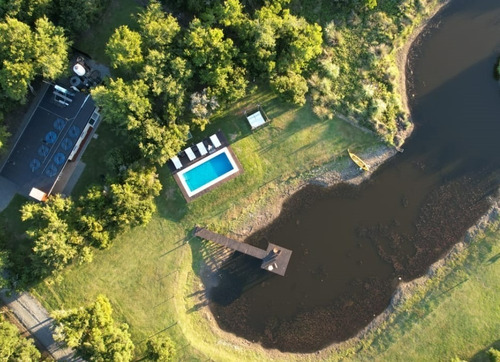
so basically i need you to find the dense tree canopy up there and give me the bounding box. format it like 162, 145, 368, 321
55, 0, 109, 34
92, 78, 152, 130
21, 195, 92, 278
78, 165, 162, 245
0, 316, 41, 360
250, 0, 322, 104
0, 16, 70, 103
0, 0, 52, 24
97, 0, 322, 163
0, 249, 10, 289
34, 16, 70, 79
183, 18, 247, 102
106, 25, 144, 72
137, 1, 180, 50
0, 117, 9, 154
145, 336, 176, 361
91, 78, 190, 164
20, 166, 162, 279
54, 295, 134, 361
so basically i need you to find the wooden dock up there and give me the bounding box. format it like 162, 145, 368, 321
194, 226, 292, 276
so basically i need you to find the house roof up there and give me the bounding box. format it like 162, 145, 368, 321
0, 83, 97, 196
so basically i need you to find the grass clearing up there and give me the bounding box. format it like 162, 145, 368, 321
71, 122, 128, 197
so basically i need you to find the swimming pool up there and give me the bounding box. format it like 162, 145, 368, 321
177, 148, 240, 198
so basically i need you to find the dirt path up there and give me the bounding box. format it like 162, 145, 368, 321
0, 289, 80, 361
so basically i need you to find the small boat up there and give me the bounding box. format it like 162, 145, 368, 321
348, 149, 370, 172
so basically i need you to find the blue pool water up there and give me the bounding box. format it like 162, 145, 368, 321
183, 152, 234, 192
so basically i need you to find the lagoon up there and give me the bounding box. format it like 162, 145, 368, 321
208, 0, 500, 352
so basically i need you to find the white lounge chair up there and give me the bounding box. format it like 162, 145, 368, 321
171, 156, 182, 170
210, 134, 222, 148
185, 147, 196, 161
196, 142, 208, 156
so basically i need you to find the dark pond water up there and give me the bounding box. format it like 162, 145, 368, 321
207, 0, 500, 352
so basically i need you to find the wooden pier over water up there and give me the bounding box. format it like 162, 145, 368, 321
194, 226, 292, 276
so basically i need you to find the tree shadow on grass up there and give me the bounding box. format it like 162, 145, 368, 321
470, 339, 500, 362
0, 195, 44, 289
155, 169, 188, 223
195, 87, 296, 146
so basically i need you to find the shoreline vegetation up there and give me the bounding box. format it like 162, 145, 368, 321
1, 0, 497, 360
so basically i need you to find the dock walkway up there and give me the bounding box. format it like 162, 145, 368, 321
194, 226, 292, 276
194, 227, 266, 259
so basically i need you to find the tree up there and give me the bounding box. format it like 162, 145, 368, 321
365, 0, 377, 10
212, 0, 246, 28
91, 78, 152, 130
137, 1, 180, 50
181, 0, 219, 13
78, 166, 163, 244
54, 295, 134, 361
0, 60, 35, 102
134, 118, 190, 165
34, 16, 69, 80
184, 18, 247, 102
106, 25, 144, 72
0, 250, 11, 289
145, 336, 176, 361
184, 19, 235, 68
271, 71, 309, 105
0, 0, 52, 24
92, 79, 189, 164
190, 89, 219, 130
140, 51, 192, 122
109, 166, 162, 227
0, 16, 69, 103
21, 195, 92, 278
252, 3, 322, 75
490, 348, 500, 362
55, 0, 108, 35
0, 16, 34, 78
240, 0, 322, 104
0, 316, 41, 360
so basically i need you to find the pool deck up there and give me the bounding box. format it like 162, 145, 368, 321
167, 130, 228, 174
171, 131, 243, 202
194, 226, 292, 276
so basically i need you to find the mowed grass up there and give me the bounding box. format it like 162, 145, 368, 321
26, 89, 380, 360
354, 228, 500, 361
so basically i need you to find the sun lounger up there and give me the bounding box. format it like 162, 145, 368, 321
196, 142, 208, 156
185, 147, 196, 161
210, 134, 222, 148
171, 156, 182, 170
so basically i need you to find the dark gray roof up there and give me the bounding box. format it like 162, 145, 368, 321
0, 84, 96, 195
